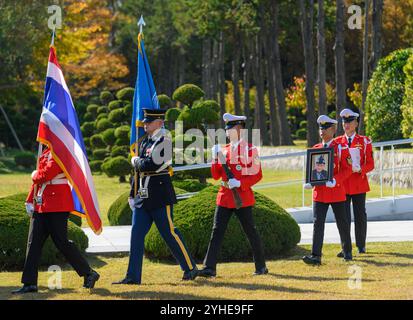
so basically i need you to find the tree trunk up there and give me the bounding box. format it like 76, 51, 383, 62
299, 0, 318, 147
211, 39, 219, 100
272, 0, 294, 145
370, 0, 383, 74
232, 34, 241, 115
218, 32, 226, 127
242, 37, 252, 142
359, 0, 370, 135
317, 0, 327, 116
334, 0, 347, 135
202, 39, 211, 98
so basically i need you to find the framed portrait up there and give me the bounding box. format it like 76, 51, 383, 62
305, 147, 334, 186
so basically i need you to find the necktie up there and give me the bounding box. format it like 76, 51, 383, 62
348, 137, 352, 147
324, 143, 328, 148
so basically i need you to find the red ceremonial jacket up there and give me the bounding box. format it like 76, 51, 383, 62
334, 134, 374, 195
312, 140, 353, 203
26, 149, 74, 213
211, 140, 262, 208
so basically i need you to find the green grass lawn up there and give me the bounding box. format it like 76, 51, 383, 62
1, 242, 413, 300
1, 168, 411, 226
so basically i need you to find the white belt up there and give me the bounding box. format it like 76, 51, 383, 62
37, 173, 68, 199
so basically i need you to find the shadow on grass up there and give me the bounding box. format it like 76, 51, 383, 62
191, 278, 323, 294
91, 288, 220, 300
268, 273, 377, 283
383, 252, 413, 260
355, 259, 413, 268
2, 286, 77, 300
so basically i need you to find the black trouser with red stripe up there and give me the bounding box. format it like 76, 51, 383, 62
22, 212, 91, 285
345, 193, 367, 250
203, 206, 266, 271
312, 201, 352, 257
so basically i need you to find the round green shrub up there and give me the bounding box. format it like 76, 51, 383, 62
111, 145, 129, 157
101, 156, 131, 181
89, 160, 103, 173
144, 186, 300, 261
158, 94, 173, 109
100, 91, 114, 105
108, 100, 123, 111
109, 108, 127, 124
81, 122, 95, 137
114, 125, 130, 140
83, 112, 94, 122
123, 104, 132, 119
177, 106, 198, 129
116, 87, 135, 102
14, 152, 36, 169
165, 108, 181, 123
0, 193, 88, 270
84, 137, 91, 148
92, 148, 109, 160
96, 118, 112, 132
90, 134, 106, 149
172, 179, 211, 192
86, 104, 99, 116
365, 48, 413, 142
192, 103, 220, 124
194, 99, 220, 113
102, 128, 116, 146
97, 113, 108, 121
108, 187, 188, 226
401, 54, 413, 138
97, 106, 108, 115
172, 84, 205, 108
296, 128, 307, 140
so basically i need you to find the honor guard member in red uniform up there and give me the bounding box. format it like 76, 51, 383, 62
12, 146, 99, 294
302, 115, 353, 265
199, 113, 267, 277
335, 108, 374, 255
113, 108, 198, 285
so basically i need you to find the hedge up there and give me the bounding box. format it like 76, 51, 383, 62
172, 179, 211, 192
365, 48, 413, 142
0, 193, 88, 270
144, 186, 301, 261
14, 152, 36, 169
401, 54, 413, 138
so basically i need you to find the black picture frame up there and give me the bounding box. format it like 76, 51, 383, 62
305, 147, 334, 186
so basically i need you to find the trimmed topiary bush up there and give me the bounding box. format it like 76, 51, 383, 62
114, 125, 130, 141
81, 122, 95, 137
365, 48, 413, 142
194, 99, 220, 113
144, 186, 301, 261
101, 156, 131, 182
172, 84, 205, 108
109, 108, 127, 124
108, 100, 123, 111
97, 106, 108, 115
401, 54, 413, 138
158, 94, 173, 109
83, 112, 94, 122
89, 160, 103, 173
116, 87, 135, 102
111, 145, 129, 157
90, 134, 106, 149
96, 118, 112, 132
86, 104, 99, 116
165, 108, 181, 123
0, 193, 88, 270
92, 148, 109, 161
172, 179, 211, 192
102, 128, 116, 146
100, 91, 114, 105
14, 152, 36, 169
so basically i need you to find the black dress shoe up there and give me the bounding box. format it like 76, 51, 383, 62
253, 267, 269, 275
198, 267, 216, 278
112, 277, 141, 285
358, 247, 366, 254
343, 252, 353, 261
302, 255, 321, 265
337, 251, 344, 258
182, 267, 199, 281
84, 270, 100, 289
11, 285, 38, 294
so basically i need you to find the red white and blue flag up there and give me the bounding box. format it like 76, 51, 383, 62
37, 44, 102, 234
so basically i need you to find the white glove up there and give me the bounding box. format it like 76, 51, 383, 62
211, 144, 221, 160
303, 183, 313, 190
128, 198, 135, 210
131, 156, 140, 167
326, 179, 336, 188
25, 203, 34, 217
352, 164, 361, 173
31, 170, 38, 180
228, 178, 241, 189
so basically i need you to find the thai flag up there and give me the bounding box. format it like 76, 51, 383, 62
37, 45, 102, 234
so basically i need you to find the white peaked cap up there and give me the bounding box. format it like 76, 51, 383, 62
339, 108, 359, 118
223, 113, 247, 122
317, 115, 337, 124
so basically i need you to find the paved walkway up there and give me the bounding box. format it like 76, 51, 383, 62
83, 220, 413, 253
